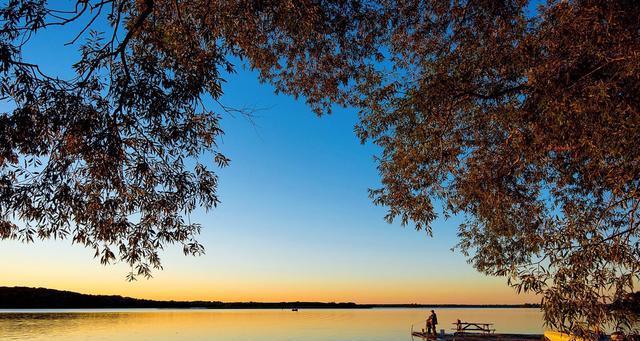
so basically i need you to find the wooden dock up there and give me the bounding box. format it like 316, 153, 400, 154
411, 332, 543, 341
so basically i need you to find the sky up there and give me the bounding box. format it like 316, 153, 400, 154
0, 5, 539, 305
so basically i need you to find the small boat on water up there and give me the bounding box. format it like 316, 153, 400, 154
291, 308, 298, 311
543, 331, 586, 341
543, 330, 616, 341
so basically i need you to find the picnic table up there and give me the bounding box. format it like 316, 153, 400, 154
452, 322, 496, 335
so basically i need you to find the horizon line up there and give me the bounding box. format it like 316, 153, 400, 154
0, 286, 540, 308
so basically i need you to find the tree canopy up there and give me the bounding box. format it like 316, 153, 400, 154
1, 0, 380, 279
351, 0, 640, 334
1, 0, 639, 334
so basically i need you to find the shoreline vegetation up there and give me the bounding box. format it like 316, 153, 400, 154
0, 287, 540, 310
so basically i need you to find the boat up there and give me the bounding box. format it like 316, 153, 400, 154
291, 308, 298, 311
543, 330, 611, 341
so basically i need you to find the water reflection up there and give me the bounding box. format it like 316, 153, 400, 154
0, 308, 543, 341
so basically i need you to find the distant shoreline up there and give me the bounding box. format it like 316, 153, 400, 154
0, 286, 540, 310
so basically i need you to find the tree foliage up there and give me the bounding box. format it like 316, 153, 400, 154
1, 0, 639, 333
0, 0, 383, 278
348, 0, 640, 335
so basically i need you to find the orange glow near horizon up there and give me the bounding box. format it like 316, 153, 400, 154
2, 272, 538, 305
0, 236, 539, 305
18, 280, 536, 304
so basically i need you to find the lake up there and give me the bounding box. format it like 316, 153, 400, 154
0, 308, 544, 341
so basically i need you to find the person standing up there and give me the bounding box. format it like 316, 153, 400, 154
429, 310, 438, 336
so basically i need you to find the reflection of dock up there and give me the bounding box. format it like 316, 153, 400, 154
411, 332, 543, 341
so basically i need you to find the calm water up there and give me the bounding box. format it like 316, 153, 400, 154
0, 308, 543, 341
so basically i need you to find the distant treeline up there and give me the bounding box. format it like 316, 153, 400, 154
0, 287, 542, 309
0, 287, 360, 309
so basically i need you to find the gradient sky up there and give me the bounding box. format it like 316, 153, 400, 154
0, 8, 539, 304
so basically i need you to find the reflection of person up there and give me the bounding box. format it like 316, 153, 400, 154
429, 310, 438, 336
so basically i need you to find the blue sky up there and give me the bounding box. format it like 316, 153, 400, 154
0, 3, 539, 304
